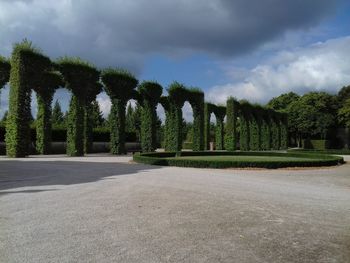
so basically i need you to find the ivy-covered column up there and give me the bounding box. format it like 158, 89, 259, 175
249, 107, 262, 151
214, 106, 226, 150
138, 81, 163, 152
6, 41, 51, 157
225, 97, 238, 151
101, 69, 138, 155
188, 89, 204, 151
58, 57, 100, 156
84, 82, 102, 154
34, 72, 63, 154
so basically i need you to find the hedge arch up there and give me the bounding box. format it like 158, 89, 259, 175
138, 81, 163, 152
225, 97, 239, 151
57, 57, 100, 156
101, 68, 138, 154
187, 88, 205, 151
260, 110, 271, 150
84, 81, 103, 154
249, 105, 262, 151
33, 71, 63, 154
6, 40, 51, 157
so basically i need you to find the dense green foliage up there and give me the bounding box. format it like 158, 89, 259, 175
134, 151, 343, 169
338, 98, 350, 128
239, 102, 251, 151
51, 100, 65, 126
101, 68, 138, 154
57, 57, 100, 156
138, 81, 163, 152
34, 71, 63, 154
225, 97, 239, 151
249, 106, 261, 151
6, 40, 51, 157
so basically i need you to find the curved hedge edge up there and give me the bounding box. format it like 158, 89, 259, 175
133, 151, 344, 169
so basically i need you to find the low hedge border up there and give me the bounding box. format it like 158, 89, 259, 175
288, 148, 350, 155
133, 151, 344, 169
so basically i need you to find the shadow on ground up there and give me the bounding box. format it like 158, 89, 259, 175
0, 160, 159, 193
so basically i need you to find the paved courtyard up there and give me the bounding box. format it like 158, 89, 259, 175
1, 154, 350, 263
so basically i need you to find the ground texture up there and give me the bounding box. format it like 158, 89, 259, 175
1, 154, 350, 263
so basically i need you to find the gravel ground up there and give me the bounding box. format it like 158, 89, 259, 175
1, 154, 350, 263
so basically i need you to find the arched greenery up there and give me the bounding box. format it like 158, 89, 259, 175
187, 88, 204, 151
101, 68, 138, 154
270, 110, 281, 150
260, 111, 271, 151
57, 57, 100, 156
138, 81, 163, 152
204, 102, 215, 150
84, 81, 103, 154
225, 97, 239, 151
6, 40, 51, 157
280, 113, 288, 149
249, 106, 262, 151
33, 71, 63, 154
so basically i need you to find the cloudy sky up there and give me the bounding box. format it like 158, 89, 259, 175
1, 0, 350, 120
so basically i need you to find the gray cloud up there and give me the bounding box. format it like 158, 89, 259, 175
0, 0, 341, 74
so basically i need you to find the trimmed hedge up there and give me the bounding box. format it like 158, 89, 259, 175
101, 68, 138, 154
302, 139, 331, 150
213, 105, 226, 150
0, 56, 10, 89
133, 151, 344, 169
6, 40, 51, 157
239, 102, 251, 151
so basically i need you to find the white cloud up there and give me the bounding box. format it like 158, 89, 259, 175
206, 36, 350, 104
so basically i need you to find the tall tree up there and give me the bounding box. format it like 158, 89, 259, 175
51, 100, 65, 126
91, 100, 104, 127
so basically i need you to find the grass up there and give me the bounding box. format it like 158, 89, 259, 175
173, 155, 317, 162
288, 149, 350, 155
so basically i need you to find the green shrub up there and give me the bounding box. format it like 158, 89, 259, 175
0, 56, 10, 89
101, 68, 138, 154
239, 102, 251, 151
213, 105, 226, 150
138, 81, 163, 152
6, 40, 51, 157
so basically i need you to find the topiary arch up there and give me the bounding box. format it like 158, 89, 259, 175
101, 68, 138, 154
57, 57, 100, 156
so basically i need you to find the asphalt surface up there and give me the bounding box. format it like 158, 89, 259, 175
1, 154, 350, 263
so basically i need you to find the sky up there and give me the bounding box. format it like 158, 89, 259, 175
1, 0, 350, 121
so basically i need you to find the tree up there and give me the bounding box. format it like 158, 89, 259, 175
91, 100, 104, 127
267, 92, 300, 112
338, 86, 350, 105
125, 103, 135, 133
338, 98, 350, 128
1, 111, 8, 124
52, 100, 65, 126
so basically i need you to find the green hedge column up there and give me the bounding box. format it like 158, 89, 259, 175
34, 72, 63, 154
280, 113, 288, 149
270, 112, 281, 150
225, 97, 238, 151
214, 106, 226, 150
101, 68, 138, 154
260, 113, 271, 150
188, 89, 204, 151
239, 103, 251, 151
249, 107, 262, 151
58, 57, 100, 156
6, 41, 51, 157
84, 82, 102, 154
138, 81, 163, 152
